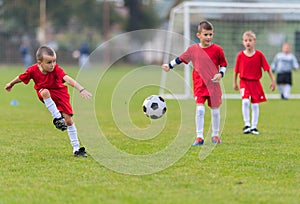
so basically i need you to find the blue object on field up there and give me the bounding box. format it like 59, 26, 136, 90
10, 99, 19, 106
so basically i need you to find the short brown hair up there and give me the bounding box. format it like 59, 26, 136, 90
36, 46, 56, 61
198, 20, 214, 32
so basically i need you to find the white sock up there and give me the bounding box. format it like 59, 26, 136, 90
195, 105, 205, 139
67, 124, 80, 153
278, 84, 284, 95
283, 84, 291, 98
211, 108, 220, 136
242, 99, 250, 127
251, 103, 259, 129
43, 97, 61, 119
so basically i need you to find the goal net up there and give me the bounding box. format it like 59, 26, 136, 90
160, 1, 300, 99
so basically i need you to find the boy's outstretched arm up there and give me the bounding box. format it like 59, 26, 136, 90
162, 57, 182, 72
4, 76, 22, 92
63, 75, 92, 99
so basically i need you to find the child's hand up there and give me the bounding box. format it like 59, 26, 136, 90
211, 73, 222, 83
270, 81, 276, 91
80, 89, 92, 99
161, 64, 170, 72
233, 85, 239, 91
4, 83, 13, 92
233, 83, 239, 91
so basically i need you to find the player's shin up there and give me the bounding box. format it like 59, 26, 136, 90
44, 97, 61, 119
211, 108, 220, 136
195, 105, 205, 138
67, 124, 80, 152
242, 99, 250, 127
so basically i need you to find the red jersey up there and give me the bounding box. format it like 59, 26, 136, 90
234, 50, 270, 80
19, 64, 73, 115
179, 43, 227, 97
19, 64, 67, 90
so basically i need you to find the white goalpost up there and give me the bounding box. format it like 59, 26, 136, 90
160, 1, 300, 99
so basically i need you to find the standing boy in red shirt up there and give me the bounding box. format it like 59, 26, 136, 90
233, 30, 276, 135
5, 45, 92, 157
162, 20, 227, 145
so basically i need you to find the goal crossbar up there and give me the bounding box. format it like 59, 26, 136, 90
173, 2, 300, 14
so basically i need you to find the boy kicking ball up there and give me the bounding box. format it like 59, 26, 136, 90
5, 45, 92, 157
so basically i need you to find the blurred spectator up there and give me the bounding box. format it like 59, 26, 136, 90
19, 37, 33, 68
271, 43, 299, 99
79, 42, 90, 68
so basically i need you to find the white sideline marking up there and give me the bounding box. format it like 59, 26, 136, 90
161, 94, 300, 100
224, 94, 300, 99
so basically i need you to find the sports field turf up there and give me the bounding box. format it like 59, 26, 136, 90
0, 64, 299, 204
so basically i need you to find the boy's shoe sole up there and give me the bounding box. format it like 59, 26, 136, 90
243, 126, 251, 134
53, 117, 67, 131
250, 128, 260, 135
192, 138, 204, 146
74, 147, 88, 157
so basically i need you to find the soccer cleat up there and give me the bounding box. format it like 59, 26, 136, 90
250, 128, 260, 135
74, 147, 88, 157
243, 126, 251, 134
192, 137, 204, 146
212, 136, 221, 144
53, 117, 67, 131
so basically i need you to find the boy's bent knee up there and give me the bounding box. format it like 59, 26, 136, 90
39, 89, 51, 99
62, 113, 74, 126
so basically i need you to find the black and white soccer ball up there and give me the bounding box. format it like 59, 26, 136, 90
142, 95, 167, 119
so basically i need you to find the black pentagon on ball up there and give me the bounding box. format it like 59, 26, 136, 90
150, 102, 159, 110
143, 105, 147, 113
158, 96, 165, 102
150, 115, 160, 119
162, 107, 167, 114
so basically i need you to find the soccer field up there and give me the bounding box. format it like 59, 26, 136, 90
0, 64, 299, 204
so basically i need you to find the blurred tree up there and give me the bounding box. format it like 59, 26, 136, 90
0, 0, 124, 35
0, 0, 162, 64
0, 0, 40, 34
124, 0, 160, 31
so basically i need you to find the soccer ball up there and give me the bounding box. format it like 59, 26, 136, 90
142, 95, 167, 119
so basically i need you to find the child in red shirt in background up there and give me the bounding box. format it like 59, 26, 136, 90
162, 20, 227, 145
5, 45, 92, 157
233, 30, 276, 135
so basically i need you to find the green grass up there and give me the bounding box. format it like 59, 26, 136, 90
0, 64, 299, 204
